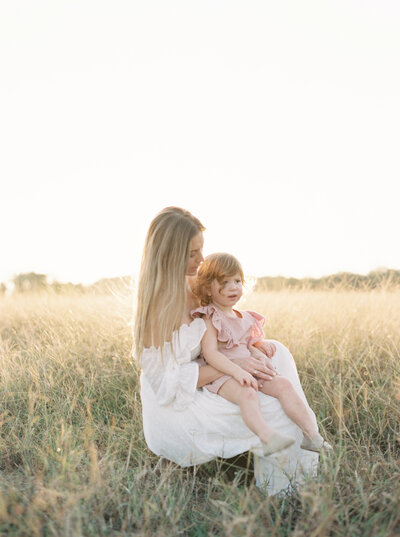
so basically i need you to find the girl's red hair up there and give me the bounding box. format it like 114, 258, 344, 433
193, 253, 244, 306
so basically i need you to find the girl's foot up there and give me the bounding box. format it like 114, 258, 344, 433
262, 432, 295, 456
301, 433, 333, 453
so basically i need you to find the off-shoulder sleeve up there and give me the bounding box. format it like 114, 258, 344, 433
246, 310, 265, 345
191, 305, 236, 348
139, 318, 206, 411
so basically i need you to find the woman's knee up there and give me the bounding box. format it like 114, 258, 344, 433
269, 340, 296, 373
269, 339, 289, 355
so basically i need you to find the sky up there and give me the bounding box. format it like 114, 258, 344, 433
1, 0, 399, 284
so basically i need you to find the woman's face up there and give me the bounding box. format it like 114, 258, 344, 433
187, 232, 204, 276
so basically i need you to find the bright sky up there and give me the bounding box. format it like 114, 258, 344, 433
1, 1, 399, 284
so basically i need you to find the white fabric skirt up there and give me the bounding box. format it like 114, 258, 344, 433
140, 340, 319, 495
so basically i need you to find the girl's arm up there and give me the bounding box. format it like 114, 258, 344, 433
201, 319, 258, 390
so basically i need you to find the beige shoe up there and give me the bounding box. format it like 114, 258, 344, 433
262, 432, 295, 456
301, 433, 333, 453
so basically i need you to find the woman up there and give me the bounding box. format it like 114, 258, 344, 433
134, 207, 319, 495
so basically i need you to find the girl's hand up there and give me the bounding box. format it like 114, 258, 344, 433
232, 357, 276, 381
233, 369, 259, 391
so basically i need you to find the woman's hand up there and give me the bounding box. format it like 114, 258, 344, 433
232, 356, 276, 382
197, 364, 225, 388
248, 345, 277, 373
232, 368, 259, 391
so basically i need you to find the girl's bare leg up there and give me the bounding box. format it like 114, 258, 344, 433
218, 379, 294, 453
260, 376, 318, 438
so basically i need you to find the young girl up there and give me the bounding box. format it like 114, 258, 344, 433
192, 252, 332, 457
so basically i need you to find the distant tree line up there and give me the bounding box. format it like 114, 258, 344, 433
254, 269, 400, 291
0, 273, 132, 295
1, 269, 399, 296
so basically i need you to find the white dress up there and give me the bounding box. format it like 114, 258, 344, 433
139, 317, 318, 495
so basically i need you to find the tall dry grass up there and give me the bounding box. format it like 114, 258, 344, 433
0, 289, 399, 536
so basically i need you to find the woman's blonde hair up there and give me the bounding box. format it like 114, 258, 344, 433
134, 207, 205, 358
193, 253, 244, 306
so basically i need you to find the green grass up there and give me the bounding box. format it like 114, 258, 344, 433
0, 290, 399, 536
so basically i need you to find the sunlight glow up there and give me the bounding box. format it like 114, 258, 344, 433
1, 1, 399, 285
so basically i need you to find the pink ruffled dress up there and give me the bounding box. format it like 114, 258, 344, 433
191, 304, 265, 394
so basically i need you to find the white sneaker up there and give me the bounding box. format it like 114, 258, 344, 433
262, 432, 295, 456
301, 433, 333, 453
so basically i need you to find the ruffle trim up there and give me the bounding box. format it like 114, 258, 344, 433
141, 317, 206, 364
140, 318, 206, 411
191, 306, 266, 349
191, 305, 238, 349
247, 310, 266, 345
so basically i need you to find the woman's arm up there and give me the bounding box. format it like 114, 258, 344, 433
201, 319, 258, 389
197, 363, 225, 388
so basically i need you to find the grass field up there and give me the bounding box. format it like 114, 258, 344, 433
0, 289, 399, 536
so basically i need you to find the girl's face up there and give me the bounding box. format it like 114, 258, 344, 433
187, 232, 204, 276
210, 273, 243, 309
